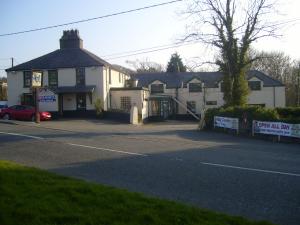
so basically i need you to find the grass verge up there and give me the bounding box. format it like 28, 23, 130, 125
0, 160, 274, 225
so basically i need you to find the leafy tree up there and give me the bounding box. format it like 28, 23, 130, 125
166, 53, 186, 72
184, 0, 278, 106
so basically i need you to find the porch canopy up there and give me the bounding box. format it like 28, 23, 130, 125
147, 94, 173, 101
53, 85, 96, 94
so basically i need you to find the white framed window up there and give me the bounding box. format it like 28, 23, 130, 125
248, 81, 261, 90
120, 96, 131, 112
189, 83, 202, 92
151, 84, 164, 94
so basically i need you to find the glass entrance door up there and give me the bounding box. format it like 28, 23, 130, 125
76, 93, 86, 110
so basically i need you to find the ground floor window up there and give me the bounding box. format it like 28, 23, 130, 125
22, 93, 34, 106
206, 101, 217, 105
186, 101, 196, 113
120, 96, 131, 112
76, 93, 86, 110
248, 104, 266, 107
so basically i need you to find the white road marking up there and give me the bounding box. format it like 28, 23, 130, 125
67, 143, 147, 156
1, 131, 298, 177
200, 161, 300, 177
0, 131, 44, 140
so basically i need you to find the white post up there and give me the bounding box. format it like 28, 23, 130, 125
130, 104, 139, 125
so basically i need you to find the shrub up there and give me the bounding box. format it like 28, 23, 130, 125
275, 107, 300, 123
94, 98, 104, 117
204, 106, 280, 129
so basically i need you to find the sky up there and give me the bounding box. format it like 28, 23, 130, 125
0, 0, 300, 77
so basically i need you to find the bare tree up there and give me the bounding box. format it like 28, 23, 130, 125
250, 50, 292, 83
126, 58, 164, 73
249, 50, 300, 106
184, 0, 279, 106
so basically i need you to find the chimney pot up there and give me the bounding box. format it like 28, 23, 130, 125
59, 29, 83, 49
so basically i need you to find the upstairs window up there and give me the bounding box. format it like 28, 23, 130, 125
76, 68, 85, 86
23, 71, 32, 87
248, 81, 261, 91
189, 83, 202, 92
151, 84, 164, 94
48, 70, 58, 87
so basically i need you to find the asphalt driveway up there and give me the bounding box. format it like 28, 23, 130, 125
0, 119, 299, 225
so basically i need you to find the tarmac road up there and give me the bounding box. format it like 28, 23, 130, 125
0, 119, 299, 225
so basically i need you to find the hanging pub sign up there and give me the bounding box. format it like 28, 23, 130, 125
32, 71, 42, 87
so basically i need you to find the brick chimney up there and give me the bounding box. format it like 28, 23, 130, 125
60, 29, 83, 49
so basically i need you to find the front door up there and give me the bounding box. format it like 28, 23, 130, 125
161, 100, 170, 119
76, 93, 86, 111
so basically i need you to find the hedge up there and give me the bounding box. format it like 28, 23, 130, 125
204, 106, 300, 129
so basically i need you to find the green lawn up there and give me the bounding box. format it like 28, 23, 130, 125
0, 160, 274, 225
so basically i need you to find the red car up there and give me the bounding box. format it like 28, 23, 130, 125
0, 105, 51, 121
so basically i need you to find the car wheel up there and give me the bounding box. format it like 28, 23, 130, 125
31, 114, 35, 122
3, 113, 10, 120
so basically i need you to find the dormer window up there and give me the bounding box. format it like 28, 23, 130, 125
151, 84, 164, 94
248, 81, 261, 90
189, 83, 202, 92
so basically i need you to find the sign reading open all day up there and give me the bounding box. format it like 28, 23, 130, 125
32, 71, 42, 87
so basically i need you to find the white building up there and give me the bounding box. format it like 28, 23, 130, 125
133, 71, 285, 120
5, 29, 285, 122
6, 30, 132, 117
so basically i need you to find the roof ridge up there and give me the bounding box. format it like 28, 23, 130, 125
249, 70, 284, 85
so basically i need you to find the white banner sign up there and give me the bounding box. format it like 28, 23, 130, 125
214, 116, 239, 130
253, 120, 300, 138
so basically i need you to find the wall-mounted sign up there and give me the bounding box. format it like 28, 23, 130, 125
38, 95, 56, 102
32, 71, 42, 87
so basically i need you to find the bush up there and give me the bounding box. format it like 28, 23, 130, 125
204, 106, 280, 129
275, 107, 300, 123
94, 98, 104, 117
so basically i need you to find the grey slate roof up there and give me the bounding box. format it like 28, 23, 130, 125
5, 48, 120, 72
134, 70, 284, 88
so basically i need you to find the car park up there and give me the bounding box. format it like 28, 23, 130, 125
0, 105, 51, 121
